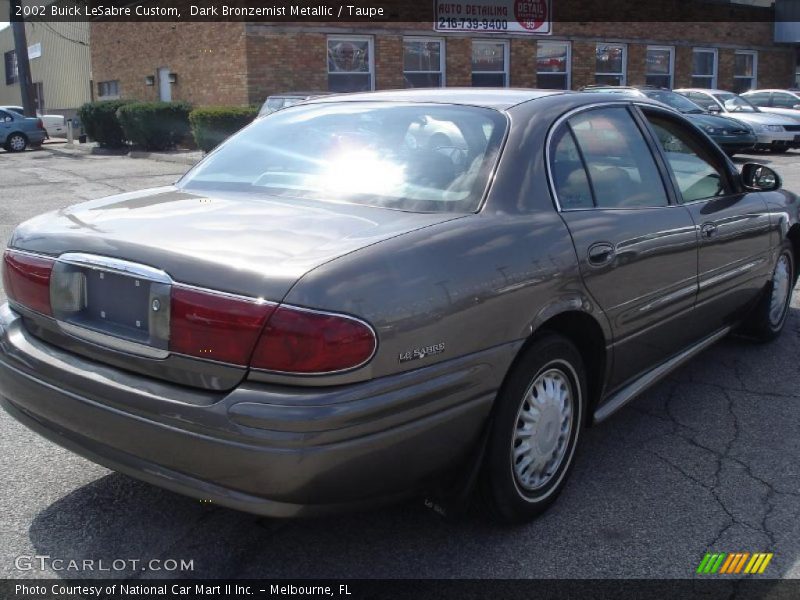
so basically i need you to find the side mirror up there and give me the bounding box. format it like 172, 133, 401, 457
707, 104, 722, 113
741, 163, 781, 191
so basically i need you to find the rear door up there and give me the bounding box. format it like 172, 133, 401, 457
637, 105, 773, 331
551, 105, 699, 390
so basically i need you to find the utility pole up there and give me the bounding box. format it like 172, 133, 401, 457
10, 0, 36, 116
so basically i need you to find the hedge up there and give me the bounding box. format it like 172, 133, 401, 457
116, 101, 192, 151
77, 100, 135, 148
189, 106, 259, 152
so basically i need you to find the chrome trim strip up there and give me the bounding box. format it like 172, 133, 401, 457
698, 258, 765, 291
636, 283, 697, 314
57, 321, 170, 359
172, 282, 272, 305
249, 303, 379, 377
594, 326, 732, 424
57, 253, 173, 284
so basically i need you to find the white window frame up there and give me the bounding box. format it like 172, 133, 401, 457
692, 47, 718, 89
403, 36, 446, 87
536, 41, 571, 90
734, 50, 758, 91
471, 39, 510, 88
645, 45, 674, 89
595, 43, 627, 86
326, 35, 375, 92
97, 80, 120, 99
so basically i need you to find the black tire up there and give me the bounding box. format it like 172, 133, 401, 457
742, 241, 795, 342
480, 333, 586, 524
5, 133, 28, 153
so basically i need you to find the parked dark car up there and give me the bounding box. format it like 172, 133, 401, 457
582, 86, 757, 155
1, 90, 798, 523
0, 108, 46, 152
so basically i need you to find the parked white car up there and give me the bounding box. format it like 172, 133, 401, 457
740, 89, 800, 120
1, 106, 66, 138
674, 89, 800, 153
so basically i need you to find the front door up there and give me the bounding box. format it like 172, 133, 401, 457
158, 67, 171, 102
551, 105, 699, 390
637, 106, 773, 332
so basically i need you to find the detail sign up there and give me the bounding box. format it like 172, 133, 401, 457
435, 0, 552, 35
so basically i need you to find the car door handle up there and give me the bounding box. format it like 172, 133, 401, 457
701, 223, 718, 238
587, 242, 616, 266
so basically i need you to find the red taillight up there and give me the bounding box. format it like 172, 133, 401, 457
170, 287, 275, 365
2, 250, 54, 316
36, 119, 44, 130
251, 306, 376, 374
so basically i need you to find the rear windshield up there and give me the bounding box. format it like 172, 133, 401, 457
180, 102, 507, 213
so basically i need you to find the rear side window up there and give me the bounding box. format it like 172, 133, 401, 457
567, 107, 668, 209
551, 128, 593, 209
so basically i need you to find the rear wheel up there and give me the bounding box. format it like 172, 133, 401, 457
5, 133, 28, 152
480, 333, 586, 524
743, 241, 795, 342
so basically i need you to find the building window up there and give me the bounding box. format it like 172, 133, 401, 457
692, 48, 718, 89
403, 38, 445, 88
4, 50, 18, 85
472, 40, 509, 87
734, 50, 757, 93
646, 46, 674, 88
537, 41, 571, 90
97, 80, 120, 99
327, 36, 374, 92
595, 43, 626, 85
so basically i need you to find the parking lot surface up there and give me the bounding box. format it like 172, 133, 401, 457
0, 147, 798, 579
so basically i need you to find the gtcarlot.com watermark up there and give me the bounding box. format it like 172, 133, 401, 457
14, 554, 194, 573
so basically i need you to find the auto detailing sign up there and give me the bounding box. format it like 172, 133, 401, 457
435, 0, 552, 35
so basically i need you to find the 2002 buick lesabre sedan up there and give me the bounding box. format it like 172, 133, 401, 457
1, 90, 798, 523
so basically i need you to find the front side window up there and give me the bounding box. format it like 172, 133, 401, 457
692, 48, 717, 88
563, 107, 668, 209
644, 112, 730, 203
646, 46, 674, 89
733, 51, 757, 94
404, 38, 444, 88
4, 50, 18, 85
595, 44, 626, 86
327, 37, 374, 92
537, 42, 570, 90
744, 92, 770, 107
472, 40, 508, 87
714, 92, 758, 113
180, 103, 507, 213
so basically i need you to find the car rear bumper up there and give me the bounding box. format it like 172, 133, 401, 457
0, 304, 510, 516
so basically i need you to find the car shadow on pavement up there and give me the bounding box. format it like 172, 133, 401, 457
26, 305, 800, 579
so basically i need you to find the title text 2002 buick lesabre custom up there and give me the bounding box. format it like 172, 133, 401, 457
1, 90, 798, 523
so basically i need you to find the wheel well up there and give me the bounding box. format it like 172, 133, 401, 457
532, 311, 607, 425
788, 224, 800, 283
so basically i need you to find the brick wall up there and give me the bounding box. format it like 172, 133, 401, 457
91, 21, 796, 107
91, 22, 249, 106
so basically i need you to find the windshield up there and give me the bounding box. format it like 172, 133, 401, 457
642, 91, 705, 114
713, 93, 759, 113
180, 102, 508, 213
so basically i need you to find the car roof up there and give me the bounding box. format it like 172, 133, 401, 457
268, 92, 329, 98
303, 88, 567, 110
742, 89, 799, 94
675, 88, 731, 94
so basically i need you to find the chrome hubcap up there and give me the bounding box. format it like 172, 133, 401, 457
9, 136, 25, 151
512, 367, 573, 491
769, 254, 791, 327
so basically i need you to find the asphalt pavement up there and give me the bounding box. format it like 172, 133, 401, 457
0, 146, 798, 579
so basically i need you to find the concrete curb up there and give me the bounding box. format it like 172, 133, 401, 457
41, 144, 202, 166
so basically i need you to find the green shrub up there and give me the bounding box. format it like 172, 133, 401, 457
189, 106, 259, 152
116, 101, 192, 151
77, 100, 135, 148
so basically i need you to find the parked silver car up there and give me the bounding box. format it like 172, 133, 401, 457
740, 89, 800, 120
1, 90, 798, 523
675, 88, 800, 152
